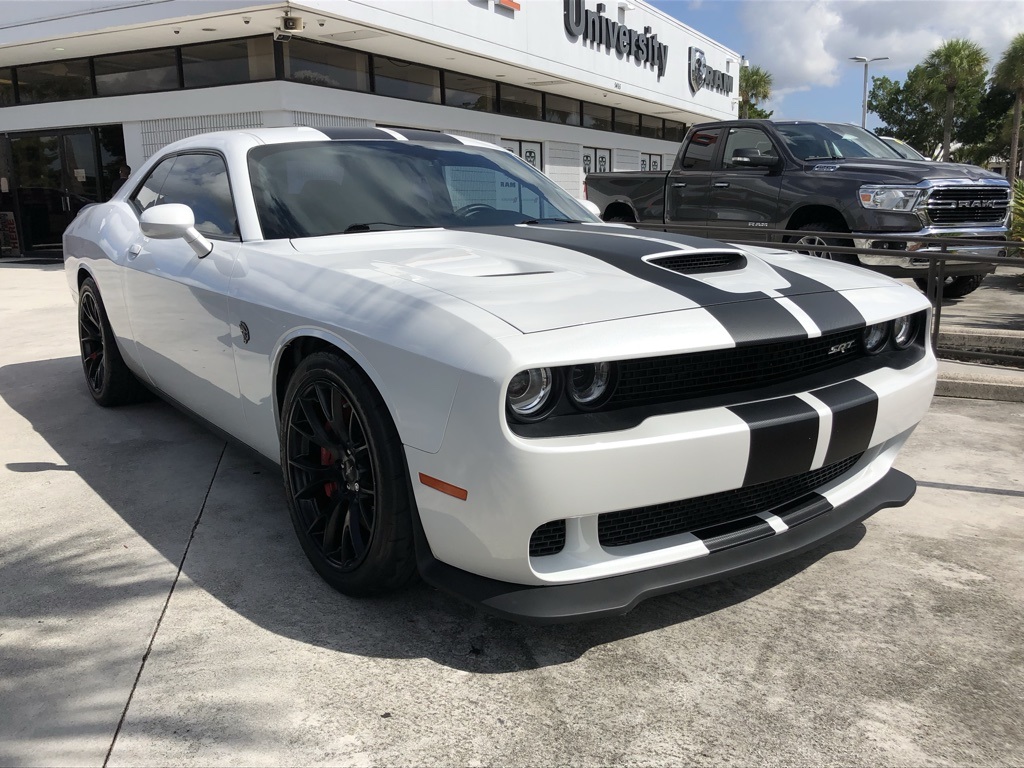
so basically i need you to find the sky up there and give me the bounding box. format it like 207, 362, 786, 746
650, 0, 1024, 128
3, 0, 1023, 129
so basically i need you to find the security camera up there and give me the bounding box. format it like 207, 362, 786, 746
242, 16, 251, 24
317, 18, 326, 27
173, 28, 181, 35
273, 29, 292, 42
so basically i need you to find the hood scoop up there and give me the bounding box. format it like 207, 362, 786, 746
646, 251, 747, 275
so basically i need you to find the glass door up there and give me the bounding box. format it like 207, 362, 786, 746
10, 129, 102, 250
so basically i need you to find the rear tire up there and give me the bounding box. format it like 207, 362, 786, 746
913, 274, 984, 299
789, 222, 857, 265
280, 352, 417, 597
77, 277, 147, 406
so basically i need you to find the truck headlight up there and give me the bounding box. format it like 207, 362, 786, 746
858, 186, 922, 212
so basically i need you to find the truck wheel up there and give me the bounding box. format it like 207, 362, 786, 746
913, 274, 984, 299
789, 223, 857, 265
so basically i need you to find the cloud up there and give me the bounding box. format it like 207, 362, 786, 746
740, 0, 1024, 94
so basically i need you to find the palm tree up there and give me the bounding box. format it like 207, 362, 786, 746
922, 39, 990, 161
739, 65, 773, 119
993, 33, 1024, 185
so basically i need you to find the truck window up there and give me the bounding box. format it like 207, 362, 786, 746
722, 128, 778, 168
679, 128, 721, 170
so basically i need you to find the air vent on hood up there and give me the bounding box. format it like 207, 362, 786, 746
648, 251, 747, 275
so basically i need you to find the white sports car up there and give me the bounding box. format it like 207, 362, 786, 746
64, 126, 936, 623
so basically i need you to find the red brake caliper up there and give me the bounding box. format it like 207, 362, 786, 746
320, 443, 338, 498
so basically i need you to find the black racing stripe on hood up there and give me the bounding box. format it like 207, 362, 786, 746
770, 265, 866, 333
477, 225, 807, 343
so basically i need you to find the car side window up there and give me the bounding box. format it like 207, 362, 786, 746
678, 128, 722, 170
129, 156, 175, 214
157, 153, 240, 240
722, 128, 778, 168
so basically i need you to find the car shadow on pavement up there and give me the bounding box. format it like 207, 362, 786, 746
1, 355, 866, 675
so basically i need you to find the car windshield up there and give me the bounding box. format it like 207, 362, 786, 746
247, 141, 598, 239
776, 123, 904, 161
881, 137, 929, 161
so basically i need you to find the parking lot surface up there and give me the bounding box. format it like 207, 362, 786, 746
1, 262, 1022, 766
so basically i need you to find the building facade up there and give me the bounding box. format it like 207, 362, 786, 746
0, 0, 740, 254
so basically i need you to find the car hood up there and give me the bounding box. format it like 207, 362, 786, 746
290, 224, 896, 334
803, 157, 1008, 185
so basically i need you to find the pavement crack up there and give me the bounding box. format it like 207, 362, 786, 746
102, 441, 228, 767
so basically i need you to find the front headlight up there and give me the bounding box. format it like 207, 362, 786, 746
891, 315, 916, 348
858, 185, 922, 212
863, 322, 889, 354
507, 368, 556, 420
567, 362, 616, 409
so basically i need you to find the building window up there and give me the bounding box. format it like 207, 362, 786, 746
445, 72, 495, 112
614, 109, 640, 136
283, 39, 369, 91
183, 38, 275, 88
582, 102, 613, 132
94, 49, 179, 96
664, 119, 687, 143
0, 68, 13, 107
640, 153, 662, 171
582, 147, 611, 174
373, 56, 440, 103
17, 59, 91, 103
640, 115, 664, 139
499, 84, 541, 120
544, 94, 580, 125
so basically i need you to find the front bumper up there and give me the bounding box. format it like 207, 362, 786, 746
854, 225, 1007, 277
415, 468, 916, 624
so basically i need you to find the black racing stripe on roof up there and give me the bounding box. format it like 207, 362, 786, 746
317, 127, 399, 141
770, 265, 866, 333
476, 225, 808, 343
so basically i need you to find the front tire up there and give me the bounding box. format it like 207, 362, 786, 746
913, 274, 985, 299
789, 222, 857, 265
77, 277, 146, 406
280, 352, 417, 596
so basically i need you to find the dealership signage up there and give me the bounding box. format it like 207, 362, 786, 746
688, 46, 733, 95
563, 0, 669, 79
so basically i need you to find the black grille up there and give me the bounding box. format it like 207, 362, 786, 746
924, 187, 1009, 225
649, 252, 746, 274
530, 519, 566, 557
598, 453, 863, 547
608, 328, 863, 408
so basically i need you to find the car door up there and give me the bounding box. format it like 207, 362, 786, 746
122, 151, 244, 433
707, 126, 785, 240
664, 126, 722, 237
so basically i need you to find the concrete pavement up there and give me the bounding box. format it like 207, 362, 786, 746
1, 262, 1023, 766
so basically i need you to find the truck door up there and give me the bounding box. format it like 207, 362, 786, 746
707, 126, 784, 242
665, 126, 722, 237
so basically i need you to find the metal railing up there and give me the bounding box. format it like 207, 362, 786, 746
628, 222, 1024, 366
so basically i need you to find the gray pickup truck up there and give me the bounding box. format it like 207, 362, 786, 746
585, 119, 1012, 297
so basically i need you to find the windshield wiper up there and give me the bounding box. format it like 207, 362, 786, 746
519, 217, 583, 225
343, 222, 432, 233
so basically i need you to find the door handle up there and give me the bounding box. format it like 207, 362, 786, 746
671, 182, 687, 188
714, 182, 730, 188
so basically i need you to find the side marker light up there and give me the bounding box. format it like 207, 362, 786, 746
419, 473, 468, 501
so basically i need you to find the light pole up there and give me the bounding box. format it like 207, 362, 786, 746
849, 55, 888, 128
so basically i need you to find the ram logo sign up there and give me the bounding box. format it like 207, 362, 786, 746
688, 46, 735, 95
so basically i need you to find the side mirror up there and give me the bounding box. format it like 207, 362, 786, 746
578, 199, 602, 218
730, 148, 780, 168
140, 204, 213, 258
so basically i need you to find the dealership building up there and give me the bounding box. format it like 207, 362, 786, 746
0, 0, 741, 255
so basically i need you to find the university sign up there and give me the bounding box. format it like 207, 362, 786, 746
563, 0, 670, 79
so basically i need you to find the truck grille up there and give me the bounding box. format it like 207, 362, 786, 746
598, 453, 863, 547
923, 186, 1009, 225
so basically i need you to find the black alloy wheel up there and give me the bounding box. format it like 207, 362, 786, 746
281, 352, 416, 596
913, 274, 985, 299
77, 277, 146, 406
